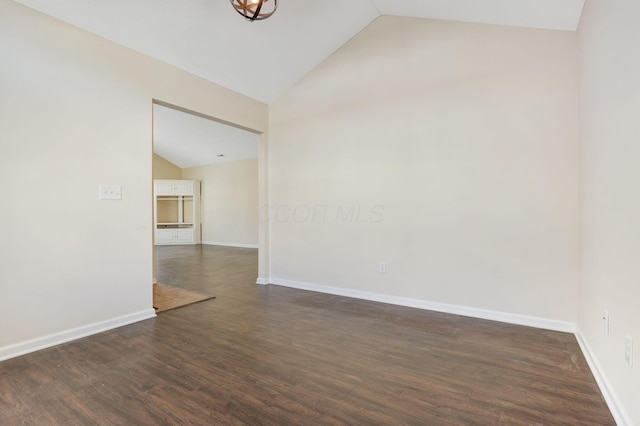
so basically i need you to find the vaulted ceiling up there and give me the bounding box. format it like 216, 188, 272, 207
14, 0, 585, 104
153, 104, 258, 169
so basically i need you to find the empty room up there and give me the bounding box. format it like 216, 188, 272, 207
0, 0, 638, 424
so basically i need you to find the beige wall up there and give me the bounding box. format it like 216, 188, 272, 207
152, 154, 182, 180
578, 0, 640, 423
2, 0, 636, 418
152, 152, 258, 247
183, 159, 258, 247
0, 0, 266, 353
269, 16, 579, 323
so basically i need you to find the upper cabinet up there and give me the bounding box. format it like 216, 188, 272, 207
155, 180, 195, 196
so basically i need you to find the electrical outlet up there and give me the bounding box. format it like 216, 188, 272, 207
99, 185, 122, 200
625, 335, 633, 367
379, 261, 386, 273
603, 310, 609, 335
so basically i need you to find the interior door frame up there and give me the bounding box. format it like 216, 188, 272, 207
151, 99, 269, 284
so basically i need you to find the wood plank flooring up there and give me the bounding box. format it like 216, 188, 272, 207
0, 245, 615, 425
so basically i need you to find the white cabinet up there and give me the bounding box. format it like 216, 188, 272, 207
155, 180, 194, 196
156, 229, 195, 244
154, 179, 200, 245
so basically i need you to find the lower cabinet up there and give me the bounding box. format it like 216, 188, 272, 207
155, 229, 195, 245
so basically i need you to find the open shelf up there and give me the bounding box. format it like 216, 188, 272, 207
157, 223, 194, 229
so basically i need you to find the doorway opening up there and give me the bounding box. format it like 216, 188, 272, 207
151, 101, 262, 310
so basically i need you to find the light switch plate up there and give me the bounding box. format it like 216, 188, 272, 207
99, 185, 122, 200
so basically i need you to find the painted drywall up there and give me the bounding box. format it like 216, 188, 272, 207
152, 154, 182, 180
578, 0, 640, 423
269, 16, 579, 322
152, 154, 258, 247
0, 0, 266, 353
183, 159, 258, 246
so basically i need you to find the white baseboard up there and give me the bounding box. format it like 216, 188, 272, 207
202, 241, 258, 249
256, 277, 269, 285
575, 327, 631, 426
0, 309, 156, 362
267, 277, 576, 333
266, 278, 632, 422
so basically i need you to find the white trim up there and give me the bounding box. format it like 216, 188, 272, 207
267, 278, 634, 421
575, 327, 631, 426
268, 277, 576, 333
0, 309, 156, 362
256, 277, 269, 285
202, 241, 258, 249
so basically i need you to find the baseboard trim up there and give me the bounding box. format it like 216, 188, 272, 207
0, 309, 156, 362
268, 277, 576, 333
202, 241, 258, 249
575, 327, 631, 426
267, 278, 634, 420
256, 277, 269, 285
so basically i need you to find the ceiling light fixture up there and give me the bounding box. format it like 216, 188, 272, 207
230, 0, 278, 21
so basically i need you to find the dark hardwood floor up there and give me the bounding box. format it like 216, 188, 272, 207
0, 245, 614, 425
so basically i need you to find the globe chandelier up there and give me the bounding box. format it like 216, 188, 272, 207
230, 0, 279, 21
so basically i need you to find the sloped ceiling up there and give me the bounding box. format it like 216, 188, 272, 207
13, 0, 585, 104
153, 104, 258, 169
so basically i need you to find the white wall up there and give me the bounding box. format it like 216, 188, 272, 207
183, 159, 259, 247
269, 16, 579, 324
578, 0, 640, 423
0, 0, 266, 356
